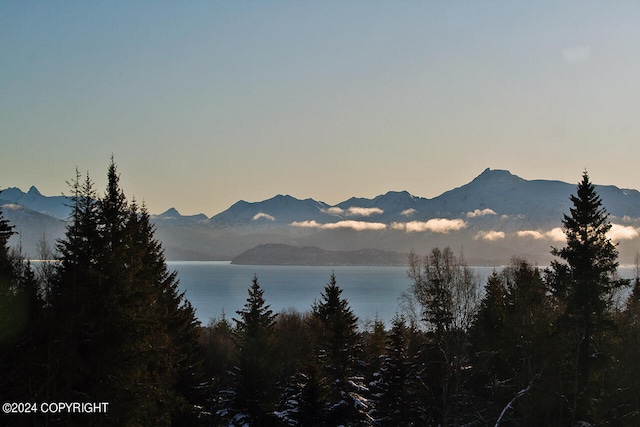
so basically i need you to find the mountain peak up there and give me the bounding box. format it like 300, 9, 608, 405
272, 194, 296, 201
470, 168, 523, 185
478, 168, 513, 178
160, 207, 181, 218
28, 186, 42, 196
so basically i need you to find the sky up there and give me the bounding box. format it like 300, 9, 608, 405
2, 1, 640, 216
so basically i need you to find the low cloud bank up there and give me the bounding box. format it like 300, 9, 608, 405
396, 219, 467, 233
253, 212, 275, 221
475, 230, 505, 241
467, 208, 497, 218
292, 217, 466, 233
290, 220, 640, 240
516, 228, 565, 242
608, 224, 640, 241
515, 225, 640, 242
291, 220, 386, 231
400, 208, 417, 216
322, 206, 384, 217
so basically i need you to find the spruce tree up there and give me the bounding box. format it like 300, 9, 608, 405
50, 170, 102, 404
470, 270, 509, 418
230, 274, 277, 425
363, 317, 387, 385
311, 273, 371, 425
275, 312, 328, 426
50, 160, 204, 425
471, 259, 557, 425
615, 259, 640, 424
550, 171, 626, 424
372, 314, 422, 425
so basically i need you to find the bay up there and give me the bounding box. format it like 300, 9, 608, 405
169, 261, 498, 327
172, 262, 639, 328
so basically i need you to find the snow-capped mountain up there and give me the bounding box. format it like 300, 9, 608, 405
202, 168, 640, 231
206, 194, 333, 229
3, 168, 640, 263
0, 186, 71, 220
153, 208, 208, 224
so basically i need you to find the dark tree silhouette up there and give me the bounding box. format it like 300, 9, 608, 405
0, 192, 47, 422
230, 274, 278, 425
372, 314, 423, 425
49, 160, 204, 425
550, 171, 626, 424
311, 272, 371, 425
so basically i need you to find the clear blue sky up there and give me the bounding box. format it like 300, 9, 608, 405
2, 1, 640, 215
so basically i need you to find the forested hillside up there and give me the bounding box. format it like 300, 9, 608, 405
2, 167, 640, 426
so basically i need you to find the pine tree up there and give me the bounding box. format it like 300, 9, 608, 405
550, 171, 626, 424
230, 274, 278, 425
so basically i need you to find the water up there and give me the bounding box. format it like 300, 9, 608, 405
170, 262, 500, 327
172, 262, 639, 328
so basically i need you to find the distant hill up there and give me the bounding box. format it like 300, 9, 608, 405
3, 168, 640, 264
231, 244, 408, 266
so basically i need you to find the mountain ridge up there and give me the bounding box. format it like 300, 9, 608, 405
3, 168, 640, 263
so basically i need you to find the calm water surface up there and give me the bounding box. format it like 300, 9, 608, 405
170, 262, 499, 326
171, 262, 639, 328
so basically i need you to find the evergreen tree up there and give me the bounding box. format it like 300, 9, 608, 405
470, 271, 509, 418
204, 313, 236, 424
362, 317, 387, 385
115, 201, 205, 424
609, 257, 640, 424
549, 171, 626, 424
311, 273, 371, 425
49, 169, 103, 408
471, 259, 557, 425
275, 364, 327, 427
49, 160, 204, 425
275, 312, 329, 426
230, 274, 278, 425
371, 314, 422, 426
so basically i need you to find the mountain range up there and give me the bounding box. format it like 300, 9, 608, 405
2, 168, 640, 265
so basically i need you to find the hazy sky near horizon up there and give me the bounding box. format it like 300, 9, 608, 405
3, 1, 640, 216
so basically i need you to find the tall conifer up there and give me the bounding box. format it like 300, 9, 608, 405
311, 273, 370, 425
228, 275, 277, 424
550, 171, 626, 424
372, 314, 422, 425
50, 160, 204, 425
